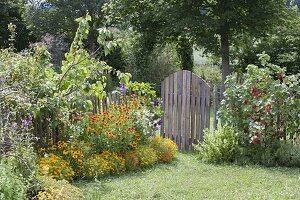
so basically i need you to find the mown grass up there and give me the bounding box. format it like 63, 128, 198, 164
76, 153, 300, 200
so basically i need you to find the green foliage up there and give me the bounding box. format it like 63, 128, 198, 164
220, 54, 300, 142
219, 54, 300, 166
232, 10, 300, 75
0, 164, 27, 200
136, 146, 158, 168
24, 0, 104, 41
1, 13, 132, 142
120, 31, 180, 84
193, 64, 221, 86
0, 0, 33, 50
275, 140, 300, 167
194, 125, 238, 163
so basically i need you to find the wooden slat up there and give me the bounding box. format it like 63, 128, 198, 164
200, 80, 206, 142
172, 72, 178, 145
213, 85, 218, 129
164, 76, 169, 139
181, 71, 187, 151
108, 93, 113, 105
185, 71, 191, 151
159, 70, 212, 151
190, 74, 196, 147
195, 77, 201, 143
205, 84, 210, 129
177, 71, 183, 149
160, 81, 165, 137
168, 73, 174, 140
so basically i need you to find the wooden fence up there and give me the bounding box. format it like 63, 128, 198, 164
1, 75, 222, 150
0, 90, 131, 148
161, 70, 211, 151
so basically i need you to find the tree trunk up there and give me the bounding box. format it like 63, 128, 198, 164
220, 27, 230, 99
176, 36, 194, 71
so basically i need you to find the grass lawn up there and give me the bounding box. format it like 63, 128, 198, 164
76, 153, 300, 200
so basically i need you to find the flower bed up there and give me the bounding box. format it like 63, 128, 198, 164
38, 97, 177, 180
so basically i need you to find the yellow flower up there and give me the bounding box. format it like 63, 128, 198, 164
38, 147, 46, 153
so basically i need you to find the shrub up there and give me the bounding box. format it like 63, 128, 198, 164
137, 146, 158, 168
219, 54, 300, 166
69, 98, 149, 154
275, 141, 300, 167
194, 125, 238, 163
150, 136, 178, 163
34, 176, 83, 200
0, 164, 27, 200
83, 154, 110, 178
81, 150, 126, 177
100, 151, 126, 175
123, 151, 139, 171
39, 140, 88, 178
220, 54, 299, 146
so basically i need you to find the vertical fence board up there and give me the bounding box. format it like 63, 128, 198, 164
200, 81, 205, 142
195, 78, 201, 144
205, 84, 210, 129
181, 71, 187, 150
185, 72, 191, 151
161, 81, 165, 137
190, 74, 196, 146
172, 73, 178, 144
164, 76, 170, 139
213, 85, 218, 129
168, 74, 174, 140
177, 71, 183, 148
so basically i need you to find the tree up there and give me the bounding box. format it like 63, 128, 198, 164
24, 0, 106, 52
0, 0, 33, 50
231, 6, 300, 74
190, 0, 285, 92
24, 0, 127, 73
106, 0, 196, 72
107, 0, 286, 92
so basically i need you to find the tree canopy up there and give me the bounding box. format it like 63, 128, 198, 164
107, 0, 287, 89
0, 0, 33, 50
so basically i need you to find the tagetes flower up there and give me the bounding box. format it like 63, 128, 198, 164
38, 147, 46, 153
38, 154, 75, 180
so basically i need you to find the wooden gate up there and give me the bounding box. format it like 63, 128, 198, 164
161, 70, 211, 151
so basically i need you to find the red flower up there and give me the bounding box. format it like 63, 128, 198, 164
243, 100, 249, 105
254, 132, 263, 137
252, 87, 258, 97
266, 103, 272, 113
252, 138, 261, 144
